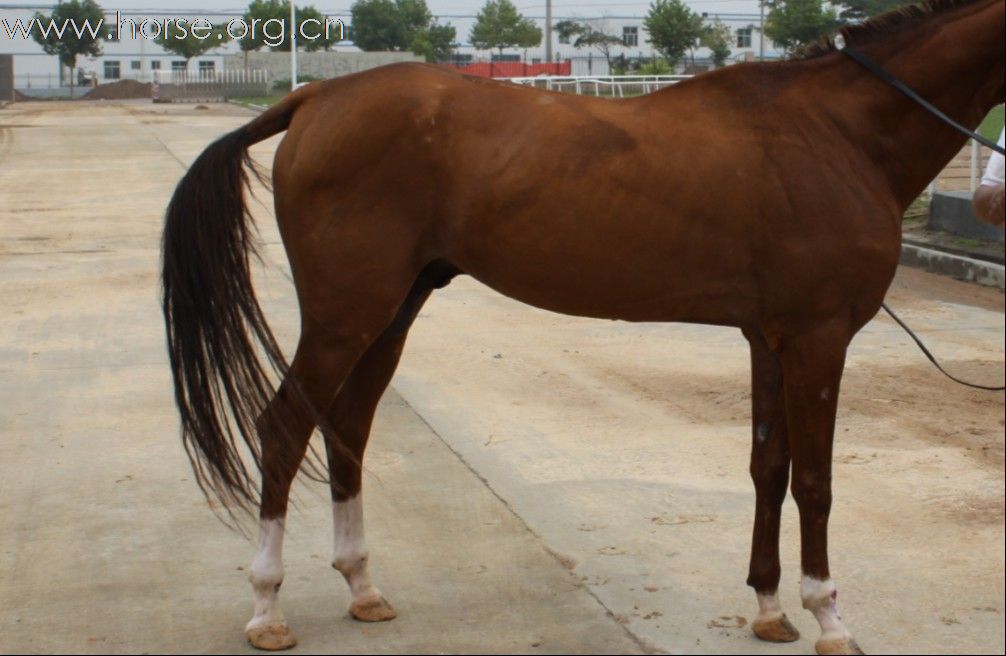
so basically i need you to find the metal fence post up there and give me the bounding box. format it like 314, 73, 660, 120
969, 138, 979, 192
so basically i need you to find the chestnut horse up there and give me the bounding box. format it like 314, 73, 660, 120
162, 0, 1004, 652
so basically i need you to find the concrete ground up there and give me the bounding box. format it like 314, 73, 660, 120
0, 101, 1003, 655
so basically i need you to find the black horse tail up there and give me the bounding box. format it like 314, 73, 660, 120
161, 86, 318, 515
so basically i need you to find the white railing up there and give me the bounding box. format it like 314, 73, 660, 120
502, 74, 693, 97
929, 138, 993, 195
14, 73, 66, 89
969, 138, 980, 192
152, 69, 270, 86
153, 69, 270, 102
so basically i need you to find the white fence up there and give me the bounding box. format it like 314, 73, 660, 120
503, 74, 693, 97
13, 73, 92, 99
13, 73, 66, 89
153, 69, 270, 103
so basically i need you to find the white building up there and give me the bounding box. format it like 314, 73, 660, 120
1, 2, 784, 90
446, 11, 783, 74
1, 5, 289, 88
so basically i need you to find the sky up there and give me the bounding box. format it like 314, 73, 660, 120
0, 0, 766, 19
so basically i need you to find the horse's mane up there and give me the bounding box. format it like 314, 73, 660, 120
792, 0, 981, 60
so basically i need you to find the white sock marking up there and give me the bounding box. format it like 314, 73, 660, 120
801, 576, 853, 643
332, 495, 383, 605
246, 518, 287, 631
756, 591, 785, 623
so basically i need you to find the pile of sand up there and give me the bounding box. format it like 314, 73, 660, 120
82, 79, 152, 101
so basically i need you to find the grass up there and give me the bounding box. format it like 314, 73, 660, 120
949, 236, 988, 249
902, 194, 930, 223
230, 95, 283, 109
979, 104, 1004, 141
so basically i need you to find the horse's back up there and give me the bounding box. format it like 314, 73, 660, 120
271, 62, 900, 330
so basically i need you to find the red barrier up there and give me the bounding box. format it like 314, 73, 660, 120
441, 60, 572, 78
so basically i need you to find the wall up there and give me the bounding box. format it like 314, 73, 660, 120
929, 191, 1006, 244
0, 55, 13, 102
222, 51, 423, 80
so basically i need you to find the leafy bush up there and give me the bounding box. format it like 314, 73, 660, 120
271, 74, 323, 93
610, 55, 630, 75
636, 58, 672, 75
609, 55, 673, 76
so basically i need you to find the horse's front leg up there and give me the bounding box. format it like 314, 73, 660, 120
744, 329, 800, 643
781, 321, 863, 656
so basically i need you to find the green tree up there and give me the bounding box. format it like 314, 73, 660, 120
829, 0, 908, 21
350, 0, 401, 50
350, 0, 454, 61
297, 5, 341, 51
553, 20, 622, 70
469, 0, 542, 57
700, 18, 732, 68
241, 0, 338, 52
410, 22, 456, 62
644, 0, 704, 69
764, 0, 840, 53
31, 0, 104, 94
553, 19, 581, 45
154, 21, 230, 68
237, 5, 262, 69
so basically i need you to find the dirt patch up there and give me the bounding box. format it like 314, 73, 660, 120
842, 360, 1005, 469
81, 80, 152, 101
888, 266, 1005, 313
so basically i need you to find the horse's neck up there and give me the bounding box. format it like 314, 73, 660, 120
818, 0, 1003, 208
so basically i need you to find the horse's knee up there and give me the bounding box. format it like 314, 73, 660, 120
750, 448, 790, 503
791, 470, 832, 515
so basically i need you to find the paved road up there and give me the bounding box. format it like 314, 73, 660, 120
1, 101, 1003, 654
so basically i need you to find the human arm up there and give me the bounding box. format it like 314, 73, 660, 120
971, 129, 1005, 227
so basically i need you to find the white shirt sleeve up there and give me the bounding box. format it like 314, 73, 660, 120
980, 128, 1005, 187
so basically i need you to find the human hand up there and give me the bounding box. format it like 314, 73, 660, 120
972, 184, 1005, 227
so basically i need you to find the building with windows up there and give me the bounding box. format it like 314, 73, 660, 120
2, 6, 278, 89
485, 12, 782, 74
441, 10, 783, 75
1, 2, 784, 90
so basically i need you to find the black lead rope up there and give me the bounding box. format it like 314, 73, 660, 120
841, 45, 1006, 155
840, 46, 1004, 391
882, 303, 1005, 392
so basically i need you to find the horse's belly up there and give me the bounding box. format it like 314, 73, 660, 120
451, 228, 758, 326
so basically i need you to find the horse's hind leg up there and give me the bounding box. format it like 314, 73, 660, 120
245, 273, 420, 650
781, 321, 862, 656
744, 330, 800, 643
245, 328, 374, 650
246, 368, 314, 651
322, 265, 451, 621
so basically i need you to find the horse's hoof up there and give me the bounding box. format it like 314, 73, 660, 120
752, 614, 800, 642
350, 595, 397, 622
246, 622, 298, 651
816, 636, 864, 655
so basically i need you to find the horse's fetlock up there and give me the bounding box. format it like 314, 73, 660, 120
800, 576, 837, 610
332, 551, 368, 577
